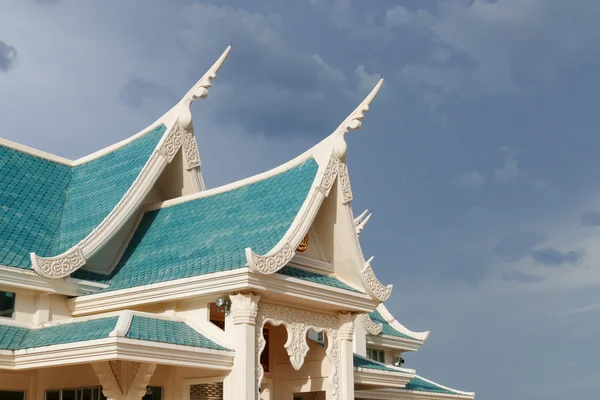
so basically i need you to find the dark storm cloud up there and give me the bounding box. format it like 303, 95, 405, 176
494, 231, 546, 262
532, 248, 584, 267
0, 41, 17, 72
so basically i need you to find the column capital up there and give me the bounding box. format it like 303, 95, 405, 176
230, 292, 261, 325
338, 312, 355, 341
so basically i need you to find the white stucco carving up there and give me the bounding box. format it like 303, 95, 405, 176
337, 161, 353, 204
230, 293, 260, 325
332, 78, 383, 138
31, 247, 85, 279
361, 313, 383, 336
359, 256, 393, 302
354, 210, 372, 236
256, 302, 342, 400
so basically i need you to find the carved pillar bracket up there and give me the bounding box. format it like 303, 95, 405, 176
337, 313, 355, 341
255, 302, 341, 400
230, 293, 261, 325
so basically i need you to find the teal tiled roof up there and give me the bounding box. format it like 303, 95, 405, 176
126, 316, 229, 350
0, 125, 166, 269
76, 158, 319, 292
405, 376, 465, 395
370, 309, 417, 340
0, 317, 117, 350
279, 266, 360, 292
0, 314, 228, 351
353, 353, 398, 372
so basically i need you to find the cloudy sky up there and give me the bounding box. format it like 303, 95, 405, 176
2, 0, 600, 398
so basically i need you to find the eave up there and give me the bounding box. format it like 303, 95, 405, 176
355, 388, 475, 400
2, 337, 234, 371
354, 368, 414, 388
70, 268, 379, 316
0, 265, 107, 296
366, 334, 424, 353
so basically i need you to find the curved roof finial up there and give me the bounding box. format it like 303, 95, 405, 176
183, 44, 232, 102
333, 77, 384, 138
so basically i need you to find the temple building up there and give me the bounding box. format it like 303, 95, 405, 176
0, 46, 474, 400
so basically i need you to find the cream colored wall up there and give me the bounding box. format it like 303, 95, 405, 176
0, 370, 34, 395
11, 290, 36, 324
264, 325, 331, 399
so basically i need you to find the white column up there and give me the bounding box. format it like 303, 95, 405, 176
352, 317, 367, 357
223, 293, 260, 400
337, 313, 355, 400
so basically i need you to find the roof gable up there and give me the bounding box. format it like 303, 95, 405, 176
75, 158, 319, 291
0, 125, 165, 269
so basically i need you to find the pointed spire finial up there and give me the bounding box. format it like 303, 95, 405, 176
333, 77, 384, 138
184, 45, 232, 102
355, 212, 372, 235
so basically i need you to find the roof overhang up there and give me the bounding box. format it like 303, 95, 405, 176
0, 337, 234, 371
354, 367, 414, 388
0, 264, 108, 296
70, 268, 379, 316
366, 334, 424, 353
355, 388, 475, 400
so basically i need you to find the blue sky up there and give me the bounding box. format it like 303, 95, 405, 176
1, 0, 600, 398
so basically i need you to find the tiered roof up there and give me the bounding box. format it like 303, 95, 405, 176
0, 125, 165, 269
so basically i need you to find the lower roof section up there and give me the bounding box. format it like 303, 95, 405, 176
0, 311, 233, 370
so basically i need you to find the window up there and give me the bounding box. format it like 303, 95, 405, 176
366, 348, 386, 363
0, 391, 25, 400
45, 387, 107, 400
143, 387, 163, 400
0, 291, 15, 318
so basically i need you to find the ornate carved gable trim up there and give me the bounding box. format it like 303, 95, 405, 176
359, 257, 393, 302
246, 153, 352, 275
361, 313, 383, 336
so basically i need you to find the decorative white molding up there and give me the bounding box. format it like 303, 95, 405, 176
109, 310, 134, 338
0, 265, 107, 296
338, 161, 353, 204
157, 123, 183, 163
359, 257, 393, 302
318, 156, 340, 196
31, 247, 85, 279
332, 78, 383, 138
375, 304, 430, 342
230, 293, 260, 325
366, 334, 423, 352
182, 129, 201, 170
354, 210, 372, 236
256, 302, 341, 400
338, 313, 356, 341
361, 314, 383, 336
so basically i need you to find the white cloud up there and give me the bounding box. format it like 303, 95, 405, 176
494, 157, 520, 182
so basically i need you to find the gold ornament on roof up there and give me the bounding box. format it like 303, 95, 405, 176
297, 234, 309, 252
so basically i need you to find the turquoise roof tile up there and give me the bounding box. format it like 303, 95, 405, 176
353, 353, 398, 372
0, 317, 117, 350
370, 309, 417, 340
75, 158, 319, 292
0, 314, 227, 351
278, 266, 359, 292
405, 376, 464, 395
0, 125, 166, 269
125, 316, 229, 350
